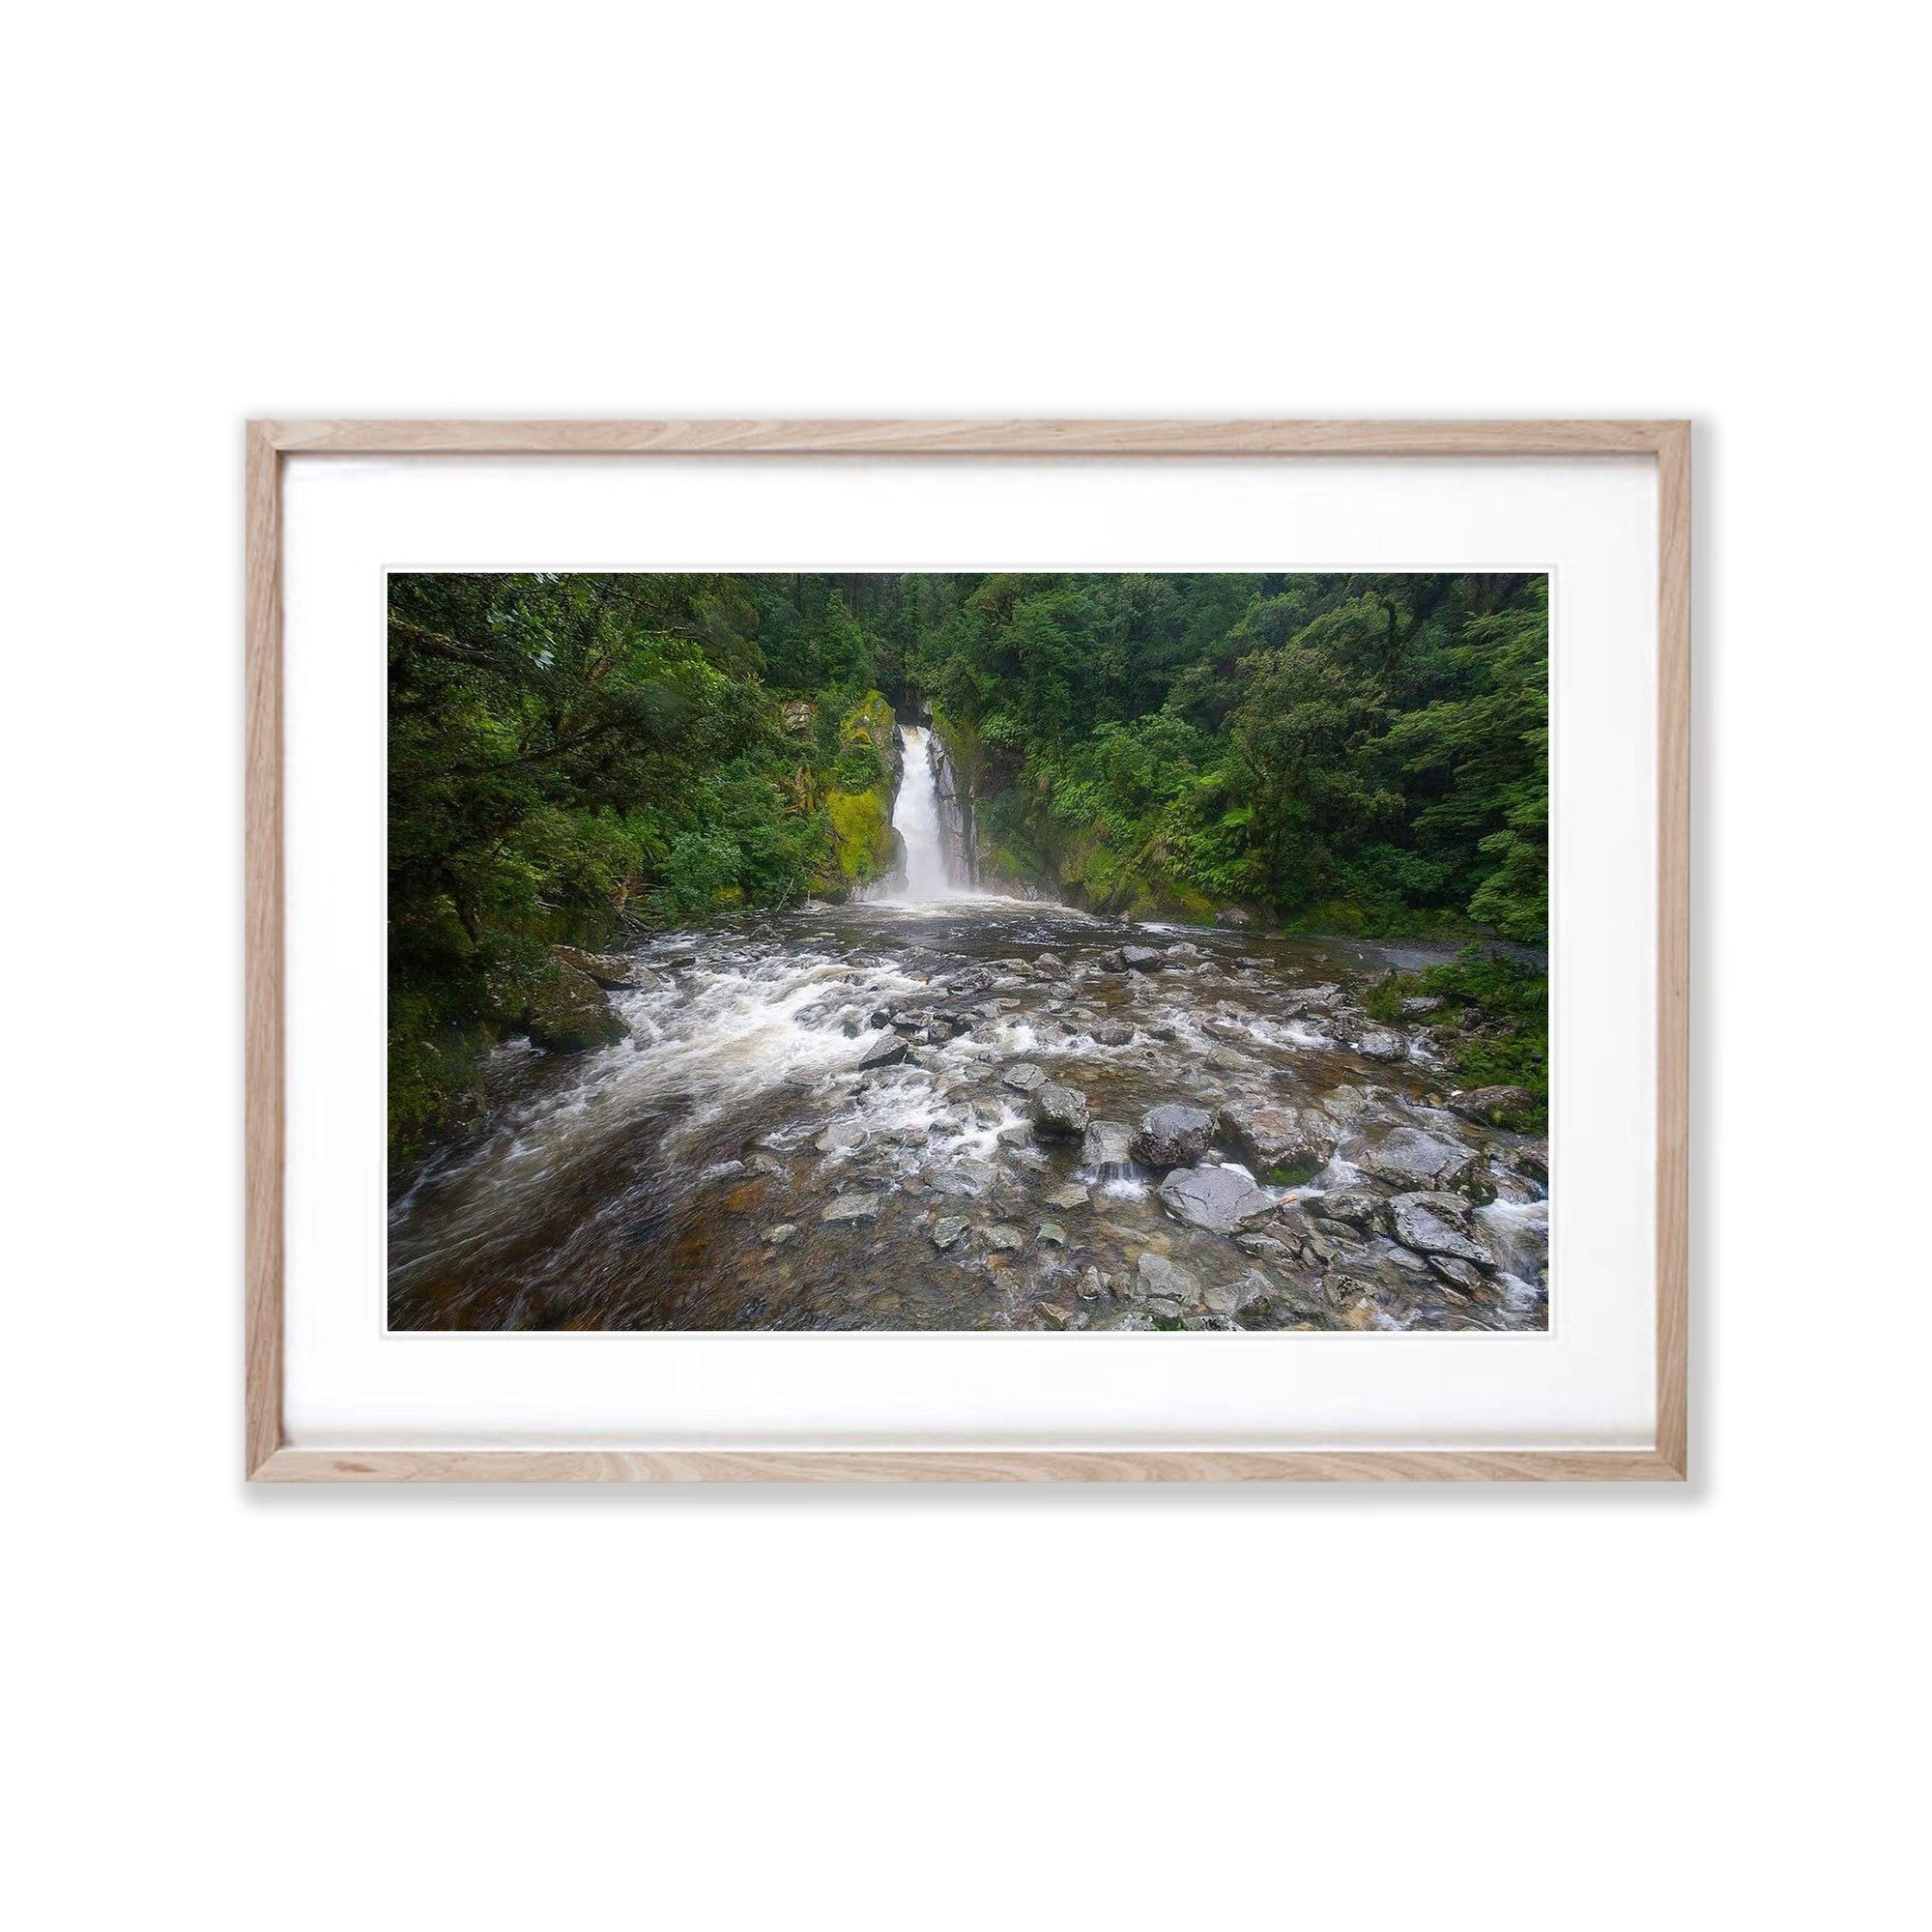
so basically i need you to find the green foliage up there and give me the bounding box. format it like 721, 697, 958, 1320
900, 571, 1546, 928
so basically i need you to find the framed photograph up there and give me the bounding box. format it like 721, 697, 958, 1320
246, 419, 1688, 1482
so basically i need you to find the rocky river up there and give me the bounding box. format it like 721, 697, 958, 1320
389, 729, 1549, 1333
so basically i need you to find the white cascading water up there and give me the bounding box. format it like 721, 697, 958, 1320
890, 726, 956, 899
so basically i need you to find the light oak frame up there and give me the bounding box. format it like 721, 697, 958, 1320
245, 419, 1689, 1483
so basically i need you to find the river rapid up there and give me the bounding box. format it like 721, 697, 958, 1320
389, 730, 1549, 1333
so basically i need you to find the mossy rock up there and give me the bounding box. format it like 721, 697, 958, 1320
524, 962, 626, 1053
815, 694, 907, 892
819, 786, 899, 888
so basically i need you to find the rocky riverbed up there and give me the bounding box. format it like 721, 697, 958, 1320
389, 900, 1548, 1332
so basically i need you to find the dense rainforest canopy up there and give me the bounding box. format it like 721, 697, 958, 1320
389, 570, 1548, 1159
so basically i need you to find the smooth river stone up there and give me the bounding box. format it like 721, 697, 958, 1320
821, 1193, 883, 1225
1156, 1164, 1280, 1233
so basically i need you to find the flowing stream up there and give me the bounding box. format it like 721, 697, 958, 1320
389, 845, 1550, 1332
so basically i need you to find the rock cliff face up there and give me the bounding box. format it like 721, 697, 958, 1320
814, 692, 905, 897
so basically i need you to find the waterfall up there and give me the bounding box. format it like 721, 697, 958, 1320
889, 726, 964, 899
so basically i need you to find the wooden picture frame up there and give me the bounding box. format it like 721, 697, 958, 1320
246, 419, 1688, 1483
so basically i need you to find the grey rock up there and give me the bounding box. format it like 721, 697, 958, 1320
1203, 1270, 1272, 1317
551, 944, 652, 991
1428, 1254, 1487, 1294
927, 1159, 997, 1197
1077, 1267, 1110, 1300
1044, 1184, 1091, 1211
1088, 1019, 1136, 1047
1035, 1222, 1067, 1247
1132, 1103, 1216, 1168
1158, 1164, 1280, 1232
1309, 1189, 1387, 1231
1120, 944, 1163, 966
995, 1121, 1034, 1146
1081, 1119, 1137, 1173
1000, 1062, 1048, 1093
1355, 1026, 1408, 1062
1216, 1098, 1331, 1180
1134, 1252, 1203, 1306
1029, 1081, 1090, 1139
1034, 1301, 1080, 1330
763, 1223, 799, 1246
931, 1215, 969, 1252
856, 1034, 909, 1071
814, 1119, 868, 1154
821, 1193, 883, 1225
1358, 1127, 1479, 1194
1401, 995, 1446, 1017
1143, 1296, 1185, 1324
1390, 1191, 1491, 1264
1236, 1231, 1294, 1261
983, 1224, 1025, 1252
525, 963, 626, 1053
1321, 1084, 1368, 1120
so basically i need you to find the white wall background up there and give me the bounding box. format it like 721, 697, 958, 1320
4, 5, 1926, 1928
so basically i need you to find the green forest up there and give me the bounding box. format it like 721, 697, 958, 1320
389, 571, 1548, 1160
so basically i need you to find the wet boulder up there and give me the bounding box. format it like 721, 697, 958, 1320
821, 1193, 883, 1225
1132, 1103, 1215, 1168
1236, 1231, 1294, 1262
856, 1034, 909, 1071
1320, 1083, 1368, 1120
525, 962, 627, 1053
1088, 1019, 1136, 1047
930, 1215, 969, 1252
1133, 1252, 1202, 1306
1000, 1061, 1048, 1093
1203, 1270, 1272, 1317
1354, 1026, 1409, 1062
551, 944, 652, 991
1158, 1164, 1280, 1233
1307, 1188, 1388, 1232
1216, 1099, 1331, 1184
1120, 943, 1164, 966
928, 1159, 997, 1198
1358, 1126, 1480, 1194
1081, 1120, 1137, 1173
1390, 1191, 1492, 1265
1029, 1081, 1090, 1139
1428, 1254, 1488, 1295
814, 1119, 868, 1154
